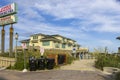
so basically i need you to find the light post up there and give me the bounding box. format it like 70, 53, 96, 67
15, 32, 18, 61
116, 37, 120, 53
116, 37, 120, 40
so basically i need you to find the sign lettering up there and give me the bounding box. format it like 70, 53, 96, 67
0, 15, 17, 26
0, 3, 17, 18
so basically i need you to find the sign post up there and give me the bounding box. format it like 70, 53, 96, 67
22, 43, 27, 72
1, 26, 5, 54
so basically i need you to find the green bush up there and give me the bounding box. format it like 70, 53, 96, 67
66, 55, 75, 64
95, 53, 120, 70
7, 50, 75, 70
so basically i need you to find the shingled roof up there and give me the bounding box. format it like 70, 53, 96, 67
40, 35, 61, 42
20, 39, 30, 43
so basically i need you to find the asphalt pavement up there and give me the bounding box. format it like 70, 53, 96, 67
0, 70, 113, 80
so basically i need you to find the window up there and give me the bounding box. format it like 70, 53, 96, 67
33, 36, 38, 39
68, 44, 71, 47
42, 41, 50, 46
63, 38, 65, 42
32, 44, 34, 47
55, 43, 60, 48
62, 44, 66, 48
26, 43, 29, 47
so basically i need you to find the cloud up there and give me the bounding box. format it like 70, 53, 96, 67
34, 0, 120, 33
15, 16, 87, 41
2, 0, 120, 52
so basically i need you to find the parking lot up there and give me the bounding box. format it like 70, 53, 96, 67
0, 70, 113, 80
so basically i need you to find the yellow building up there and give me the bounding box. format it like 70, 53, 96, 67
20, 33, 80, 50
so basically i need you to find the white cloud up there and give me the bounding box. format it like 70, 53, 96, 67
34, 0, 120, 33
34, 0, 120, 18
4, 0, 120, 52
15, 16, 87, 41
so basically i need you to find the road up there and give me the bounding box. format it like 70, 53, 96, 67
0, 59, 113, 80
0, 70, 113, 80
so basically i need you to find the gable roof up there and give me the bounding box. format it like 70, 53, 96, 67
20, 39, 30, 43
40, 35, 61, 42
52, 34, 76, 42
30, 33, 46, 36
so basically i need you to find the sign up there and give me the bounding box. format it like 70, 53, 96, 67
22, 43, 27, 49
0, 3, 17, 18
0, 14, 17, 26
72, 47, 76, 53
40, 47, 44, 56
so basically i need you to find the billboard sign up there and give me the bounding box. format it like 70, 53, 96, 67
0, 3, 17, 18
0, 15, 17, 26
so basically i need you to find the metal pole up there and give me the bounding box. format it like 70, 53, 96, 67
1, 26, 5, 54
22, 48, 27, 72
23, 49, 26, 69
15, 39, 17, 61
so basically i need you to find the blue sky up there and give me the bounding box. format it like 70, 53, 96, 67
0, 0, 120, 52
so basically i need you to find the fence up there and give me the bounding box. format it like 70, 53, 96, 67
0, 57, 16, 68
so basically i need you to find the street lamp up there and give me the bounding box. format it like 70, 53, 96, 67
15, 32, 18, 61
116, 36, 120, 53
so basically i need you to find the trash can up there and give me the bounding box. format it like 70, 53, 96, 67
58, 54, 65, 64
37, 58, 46, 70
46, 58, 55, 70
29, 57, 37, 71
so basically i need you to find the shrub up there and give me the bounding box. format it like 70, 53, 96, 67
66, 55, 75, 64
8, 50, 75, 70
95, 53, 120, 70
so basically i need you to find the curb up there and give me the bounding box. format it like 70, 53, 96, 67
0, 67, 6, 71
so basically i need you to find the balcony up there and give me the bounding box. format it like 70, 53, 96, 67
31, 40, 38, 43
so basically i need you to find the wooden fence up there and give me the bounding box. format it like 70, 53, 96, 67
0, 57, 16, 68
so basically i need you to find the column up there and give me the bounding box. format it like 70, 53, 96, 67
1, 26, 5, 54
9, 24, 14, 57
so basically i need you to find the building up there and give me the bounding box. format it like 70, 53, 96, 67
17, 33, 91, 59
20, 33, 80, 50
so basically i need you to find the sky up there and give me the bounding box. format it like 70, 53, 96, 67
0, 0, 120, 52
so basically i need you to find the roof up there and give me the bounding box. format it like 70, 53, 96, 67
30, 33, 46, 36
52, 34, 76, 42
21, 33, 77, 44
40, 36, 61, 42
30, 33, 76, 41
20, 39, 30, 43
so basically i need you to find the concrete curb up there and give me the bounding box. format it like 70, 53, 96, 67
0, 67, 6, 71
